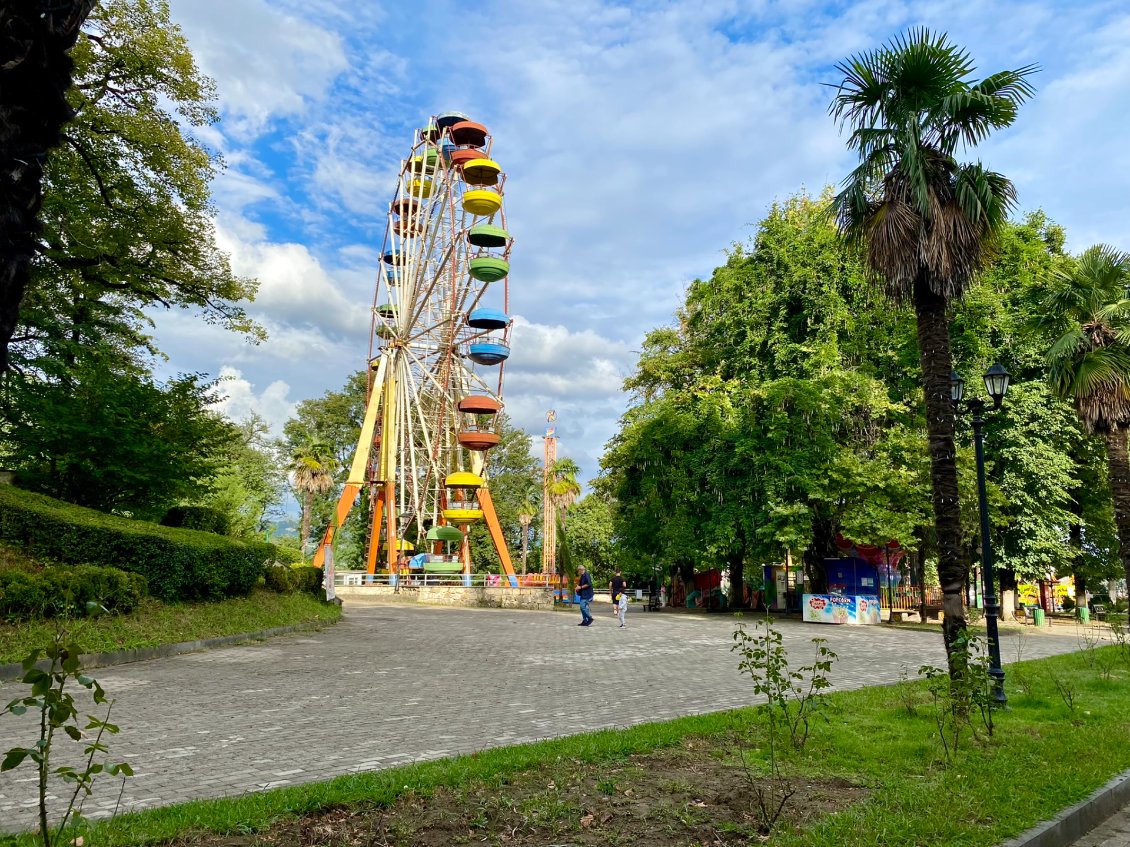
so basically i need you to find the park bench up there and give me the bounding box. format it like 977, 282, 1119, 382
1093, 604, 1107, 621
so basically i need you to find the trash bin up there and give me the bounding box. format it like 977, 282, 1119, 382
1078, 607, 1091, 624
1033, 608, 1046, 627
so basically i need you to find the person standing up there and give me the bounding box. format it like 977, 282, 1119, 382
577, 565, 595, 626
610, 568, 626, 617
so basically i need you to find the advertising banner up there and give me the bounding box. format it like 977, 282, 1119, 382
803, 594, 880, 625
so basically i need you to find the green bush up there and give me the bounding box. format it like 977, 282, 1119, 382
0, 486, 279, 602
291, 566, 325, 596
271, 544, 302, 565
0, 565, 146, 622
263, 565, 294, 593
161, 505, 232, 536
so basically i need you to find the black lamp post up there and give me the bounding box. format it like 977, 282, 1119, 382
951, 362, 1011, 705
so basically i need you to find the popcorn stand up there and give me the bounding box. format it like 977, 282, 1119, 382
803, 556, 882, 625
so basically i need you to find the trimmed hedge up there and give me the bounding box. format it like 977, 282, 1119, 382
264, 564, 324, 596
0, 486, 279, 602
161, 505, 231, 536
0, 565, 147, 622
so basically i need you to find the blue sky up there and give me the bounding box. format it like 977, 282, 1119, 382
155, 0, 1130, 483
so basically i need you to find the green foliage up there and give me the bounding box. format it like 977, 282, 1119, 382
13, 0, 259, 378
2, 633, 133, 846
161, 505, 231, 536
0, 366, 237, 521
564, 493, 622, 583
191, 414, 284, 540
263, 565, 323, 596
0, 566, 146, 622
290, 566, 325, 596
917, 635, 997, 764
262, 565, 294, 594
0, 486, 277, 602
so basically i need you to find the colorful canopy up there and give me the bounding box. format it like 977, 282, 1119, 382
457, 395, 503, 414
450, 120, 488, 147
444, 471, 484, 489
467, 224, 509, 248
468, 308, 508, 330
435, 111, 470, 130
426, 525, 465, 542
462, 158, 500, 186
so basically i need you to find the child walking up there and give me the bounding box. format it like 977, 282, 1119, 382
616, 588, 628, 628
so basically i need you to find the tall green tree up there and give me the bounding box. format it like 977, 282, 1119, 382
0, 0, 97, 373
830, 28, 1037, 658
1038, 245, 1130, 622
12, 0, 260, 378
195, 414, 284, 539
0, 364, 232, 519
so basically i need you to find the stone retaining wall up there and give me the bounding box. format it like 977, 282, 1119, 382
337, 584, 554, 611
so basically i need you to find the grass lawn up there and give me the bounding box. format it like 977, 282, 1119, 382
2, 639, 1128, 846
0, 590, 341, 665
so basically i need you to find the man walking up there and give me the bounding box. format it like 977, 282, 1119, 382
577, 565, 595, 626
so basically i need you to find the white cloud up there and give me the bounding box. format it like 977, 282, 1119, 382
170, 0, 349, 138
209, 366, 297, 434
154, 0, 1130, 485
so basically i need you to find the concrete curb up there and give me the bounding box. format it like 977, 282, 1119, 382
999, 769, 1130, 847
0, 619, 331, 682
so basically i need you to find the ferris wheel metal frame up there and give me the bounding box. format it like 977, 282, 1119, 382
313, 112, 519, 587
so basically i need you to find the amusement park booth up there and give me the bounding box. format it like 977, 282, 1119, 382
803, 557, 882, 625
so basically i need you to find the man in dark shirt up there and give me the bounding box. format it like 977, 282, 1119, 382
610, 568, 626, 617
577, 565, 595, 626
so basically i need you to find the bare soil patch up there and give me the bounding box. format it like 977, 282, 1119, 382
171, 737, 867, 847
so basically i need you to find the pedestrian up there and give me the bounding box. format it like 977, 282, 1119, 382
610, 567, 626, 617
576, 565, 595, 626
616, 587, 628, 628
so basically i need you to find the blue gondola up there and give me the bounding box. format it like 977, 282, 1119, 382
436, 111, 470, 130
382, 251, 396, 265
467, 308, 509, 331
468, 342, 510, 365
441, 140, 457, 162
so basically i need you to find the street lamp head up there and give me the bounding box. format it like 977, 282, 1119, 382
950, 370, 965, 406
984, 362, 1011, 408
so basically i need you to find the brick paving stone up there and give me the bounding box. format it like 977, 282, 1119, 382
0, 604, 1086, 832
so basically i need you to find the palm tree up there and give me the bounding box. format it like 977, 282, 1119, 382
830, 29, 1037, 660
549, 457, 582, 527
0, 1, 97, 373
1040, 245, 1130, 624
289, 439, 337, 558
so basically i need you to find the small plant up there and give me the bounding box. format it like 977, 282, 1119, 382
1048, 667, 1079, 714
1011, 629, 1033, 697
917, 634, 998, 764
897, 665, 919, 716
1109, 620, 1130, 668
731, 615, 834, 835
732, 615, 838, 750
1, 629, 133, 847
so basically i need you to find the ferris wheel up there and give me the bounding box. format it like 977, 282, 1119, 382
313, 111, 518, 586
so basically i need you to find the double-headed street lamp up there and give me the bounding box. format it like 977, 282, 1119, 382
951, 362, 1011, 705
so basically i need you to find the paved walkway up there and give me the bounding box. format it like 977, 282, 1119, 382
0, 604, 1085, 831
1070, 804, 1130, 847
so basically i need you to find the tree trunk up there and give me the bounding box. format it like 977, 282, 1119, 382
802, 511, 837, 594
300, 490, 312, 558
727, 551, 747, 609
1103, 427, 1130, 625
999, 567, 1018, 622
912, 275, 966, 664
0, 2, 95, 372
